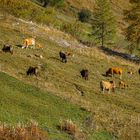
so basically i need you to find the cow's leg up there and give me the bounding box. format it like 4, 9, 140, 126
10, 51, 13, 55
111, 70, 113, 78
112, 73, 114, 78
31, 45, 35, 49
120, 74, 122, 79
119, 84, 121, 89
22, 45, 25, 49
102, 88, 105, 94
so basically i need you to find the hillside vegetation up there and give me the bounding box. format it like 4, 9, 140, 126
0, 0, 140, 140
0, 0, 133, 50
0, 12, 140, 139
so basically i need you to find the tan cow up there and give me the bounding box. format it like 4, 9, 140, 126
119, 81, 128, 89
65, 52, 74, 57
106, 67, 123, 79
128, 71, 133, 75
100, 80, 116, 94
22, 38, 35, 49
36, 43, 43, 49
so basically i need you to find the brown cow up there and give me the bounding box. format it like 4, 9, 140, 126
22, 38, 35, 49
100, 80, 116, 94
26, 66, 38, 76
80, 69, 89, 80
2, 45, 13, 54
106, 67, 122, 79
59, 51, 67, 63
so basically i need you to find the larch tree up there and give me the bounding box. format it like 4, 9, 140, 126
125, 0, 140, 49
92, 0, 117, 47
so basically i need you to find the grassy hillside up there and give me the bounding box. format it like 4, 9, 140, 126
0, 12, 140, 140
0, 72, 89, 139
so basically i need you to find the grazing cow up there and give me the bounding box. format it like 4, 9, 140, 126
36, 43, 43, 49
59, 51, 67, 63
66, 52, 74, 57
106, 67, 123, 79
119, 81, 128, 89
80, 69, 88, 80
128, 71, 133, 75
139, 68, 140, 75
22, 38, 35, 49
2, 45, 13, 54
100, 80, 116, 94
26, 66, 38, 76
34, 54, 43, 59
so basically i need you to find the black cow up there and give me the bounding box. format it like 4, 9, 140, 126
26, 66, 38, 76
59, 51, 67, 63
80, 69, 89, 80
139, 68, 140, 75
2, 45, 13, 54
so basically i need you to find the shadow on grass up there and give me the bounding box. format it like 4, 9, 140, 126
16, 44, 22, 48
99, 46, 140, 64
49, 57, 60, 61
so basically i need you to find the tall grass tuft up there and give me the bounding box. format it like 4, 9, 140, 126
0, 120, 48, 140
59, 119, 86, 140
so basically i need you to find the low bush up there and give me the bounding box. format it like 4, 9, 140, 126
78, 9, 92, 23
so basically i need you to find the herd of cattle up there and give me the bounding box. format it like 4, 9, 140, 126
1, 38, 140, 94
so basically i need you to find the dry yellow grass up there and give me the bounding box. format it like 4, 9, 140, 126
59, 119, 85, 140
67, 0, 96, 11
0, 120, 48, 140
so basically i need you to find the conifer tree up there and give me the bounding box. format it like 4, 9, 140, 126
125, 0, 140, 48
92, 0, 117, 47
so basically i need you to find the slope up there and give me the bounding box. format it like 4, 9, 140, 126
0, 72, 90, 140
0, 13, 140, 140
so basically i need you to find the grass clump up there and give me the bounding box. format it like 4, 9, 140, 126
59, 119, 85, 140
0, 120, 48, 140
